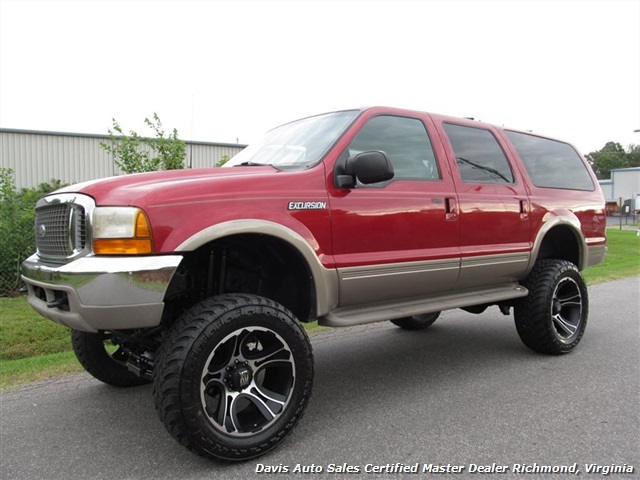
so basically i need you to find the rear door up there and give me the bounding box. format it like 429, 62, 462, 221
434, 119, 531, 288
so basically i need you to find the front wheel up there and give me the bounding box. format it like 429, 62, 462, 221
71, 330, 150, 387
514, 259, 588, 354
153, 294, 313, 461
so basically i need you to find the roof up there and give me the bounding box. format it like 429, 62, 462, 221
611, 167, 640, 173
0, 128, 247, 149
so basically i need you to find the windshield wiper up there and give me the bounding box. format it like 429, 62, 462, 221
456, 157, 510, 183
236, 161, 270, 167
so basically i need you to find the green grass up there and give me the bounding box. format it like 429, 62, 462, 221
582, 229, 640, 284
1, 228, 637, 390
0, 297, 73, 360
0, 307, 329, 390
0, 351, 82, 390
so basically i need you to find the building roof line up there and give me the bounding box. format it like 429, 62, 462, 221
610, 167, 640, 172
0, 128, 247, 149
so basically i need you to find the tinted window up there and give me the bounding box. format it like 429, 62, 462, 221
505, 131, 594, 191
443, 123, 514, 184
224, 110, 359, 168
348, 115, 440, 181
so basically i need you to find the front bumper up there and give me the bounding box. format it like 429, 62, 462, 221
21, 254, 183, 333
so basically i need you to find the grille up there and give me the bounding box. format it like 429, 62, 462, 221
35, 203, 87, 258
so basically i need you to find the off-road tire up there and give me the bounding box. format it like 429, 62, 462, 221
515, 259, 588, 354
391, 312, 440, 330
153, 294, 313, 461
71, 330, 149, 387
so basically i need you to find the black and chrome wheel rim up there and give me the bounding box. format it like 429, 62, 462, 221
200, 326, 295, 436
550, 277, 583, 342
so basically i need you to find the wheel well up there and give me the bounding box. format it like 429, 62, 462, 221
536, 225, 582, 268
163, 234, 315, 323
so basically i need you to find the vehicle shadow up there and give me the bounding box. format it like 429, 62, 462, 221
1, 310, 590, 479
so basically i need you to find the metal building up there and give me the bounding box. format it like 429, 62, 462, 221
598, 167, 640, 214
0, 128, 246, 189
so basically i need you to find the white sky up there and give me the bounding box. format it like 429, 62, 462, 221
1, 0, 639, 155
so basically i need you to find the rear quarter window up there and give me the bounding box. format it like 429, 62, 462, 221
505, 131, 594, 191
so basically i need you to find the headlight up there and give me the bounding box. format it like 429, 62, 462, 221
92, 207, 153, 254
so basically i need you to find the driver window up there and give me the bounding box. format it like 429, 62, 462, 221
347, 115, 440, 181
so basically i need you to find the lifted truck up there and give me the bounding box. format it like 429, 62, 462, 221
22, 106, 606, 460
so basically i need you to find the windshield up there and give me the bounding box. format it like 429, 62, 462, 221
224, 110, 360, 169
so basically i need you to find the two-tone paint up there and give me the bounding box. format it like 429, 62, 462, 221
21, 106, 606, 332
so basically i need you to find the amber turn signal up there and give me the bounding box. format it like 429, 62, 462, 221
92, 208, 154, 255
93, 238, 153, 255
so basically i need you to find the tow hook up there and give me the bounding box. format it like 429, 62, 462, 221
127, 351, 155, 380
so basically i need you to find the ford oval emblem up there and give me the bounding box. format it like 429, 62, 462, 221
38, 224, 46, 238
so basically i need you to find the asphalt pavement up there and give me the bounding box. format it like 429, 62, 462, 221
2, 277, 639, 480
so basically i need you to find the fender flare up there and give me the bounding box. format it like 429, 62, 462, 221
528, 214, 587, 273
175, 219, 338, 317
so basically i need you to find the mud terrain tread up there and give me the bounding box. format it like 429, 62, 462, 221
152, 294, 313, 461
71, 330, 149, 387
515, 259, 588, 355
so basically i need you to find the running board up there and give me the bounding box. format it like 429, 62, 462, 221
319, 283, 529, 327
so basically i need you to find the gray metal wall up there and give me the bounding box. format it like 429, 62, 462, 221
610, 168, 640, 202
0, 128, 246, 189
185, 142, 244, 169
599, 180, 613, 201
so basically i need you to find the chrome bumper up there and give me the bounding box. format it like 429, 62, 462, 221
21, 254, 183, 333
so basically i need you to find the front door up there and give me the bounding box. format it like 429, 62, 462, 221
328, 113, 460, 307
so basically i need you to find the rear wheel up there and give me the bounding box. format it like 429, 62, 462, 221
514, 259, 588, 354
71, 330, 149, 387
391, 312, 440, 330
153, 294, 313, 461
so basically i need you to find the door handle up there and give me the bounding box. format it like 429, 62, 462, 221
445, 197, 458, 221
519, 199, 529, 219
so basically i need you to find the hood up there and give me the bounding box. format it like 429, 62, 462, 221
53, 166, 279, 207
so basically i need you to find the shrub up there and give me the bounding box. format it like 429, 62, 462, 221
0, 169, 65, 296
99, 113, 186, 173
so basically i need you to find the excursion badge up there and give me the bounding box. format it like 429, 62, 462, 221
288, 201, 327, 211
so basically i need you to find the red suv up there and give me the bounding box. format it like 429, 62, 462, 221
22, 106, 606, 460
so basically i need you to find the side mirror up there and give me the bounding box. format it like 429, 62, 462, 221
353, 151, 394, 184
335, 150, 394, 188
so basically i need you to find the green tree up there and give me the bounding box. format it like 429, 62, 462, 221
586, 141, 634, 179
601, 141, 626, 155
626, 144, 640, 168
592, 152, 629, 179
100, 113, 186, 174
215, 154, 230, 167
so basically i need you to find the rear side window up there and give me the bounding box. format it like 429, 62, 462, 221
443, 123, 514, 184
505, 131, 594, 191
